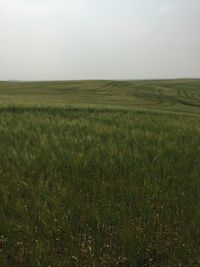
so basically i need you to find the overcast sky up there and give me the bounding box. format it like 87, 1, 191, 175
0, 0, 199, 80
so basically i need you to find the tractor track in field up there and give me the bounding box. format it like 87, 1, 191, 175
152, 88, 175, 106
177, 89, 200, 101
150, 86, 200, 108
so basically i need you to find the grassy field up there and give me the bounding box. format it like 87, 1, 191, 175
0, 79, 200, 266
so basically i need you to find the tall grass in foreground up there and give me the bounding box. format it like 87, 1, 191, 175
0, 106, 200, 266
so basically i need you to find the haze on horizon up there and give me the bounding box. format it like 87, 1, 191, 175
0, 0, 199, 81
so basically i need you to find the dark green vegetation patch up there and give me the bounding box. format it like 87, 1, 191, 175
0, 80, 200, 266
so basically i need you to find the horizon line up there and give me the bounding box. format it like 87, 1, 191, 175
1, 77, 200, 83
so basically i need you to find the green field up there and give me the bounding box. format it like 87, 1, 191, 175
0, 79, 200, 266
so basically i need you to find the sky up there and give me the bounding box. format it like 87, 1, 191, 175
0, 0, 199, 80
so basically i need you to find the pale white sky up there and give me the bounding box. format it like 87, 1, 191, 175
0, 0, 199, 80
